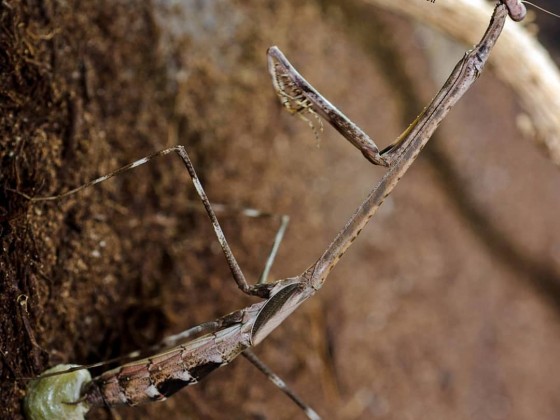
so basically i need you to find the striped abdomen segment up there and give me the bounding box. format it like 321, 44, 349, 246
83, 317, 255, 406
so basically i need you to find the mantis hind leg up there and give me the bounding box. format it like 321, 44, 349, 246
242, 349, 321, 420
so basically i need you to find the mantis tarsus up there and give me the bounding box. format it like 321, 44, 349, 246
23, 3, 520, 419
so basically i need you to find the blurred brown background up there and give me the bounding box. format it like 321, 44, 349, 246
1, 1, 560, 419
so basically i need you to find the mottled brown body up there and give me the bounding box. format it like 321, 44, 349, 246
83, 303, 263, 406
82, 278, 314, 407
34, 3, 512, 415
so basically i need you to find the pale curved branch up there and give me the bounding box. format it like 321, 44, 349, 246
364, 0, 560, 166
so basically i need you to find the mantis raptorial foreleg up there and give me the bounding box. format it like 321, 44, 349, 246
267, 0, 528, 169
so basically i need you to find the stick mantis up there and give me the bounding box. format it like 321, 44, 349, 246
22, 2, 523, 419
